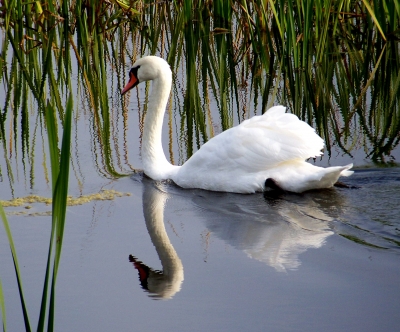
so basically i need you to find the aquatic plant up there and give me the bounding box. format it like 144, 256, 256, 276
1, 1, 399, 191
0, 95, 72, 331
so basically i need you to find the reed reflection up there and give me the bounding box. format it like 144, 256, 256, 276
130, 178, 184, 300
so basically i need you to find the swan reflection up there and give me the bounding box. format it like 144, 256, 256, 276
131, 175, 346, 298
130, 179, 184, 299
192, 190, 344, 272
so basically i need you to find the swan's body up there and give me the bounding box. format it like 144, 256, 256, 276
122, 56, 353, 193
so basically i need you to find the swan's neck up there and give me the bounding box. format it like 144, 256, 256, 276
142, 74, 178, 180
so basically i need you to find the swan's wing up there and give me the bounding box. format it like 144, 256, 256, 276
181, 106, 324, 173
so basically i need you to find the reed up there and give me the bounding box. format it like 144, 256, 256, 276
0, 203, 32, 331
0, 279, 5, 331
0, 94, 72, 331
1, 1, 399, 189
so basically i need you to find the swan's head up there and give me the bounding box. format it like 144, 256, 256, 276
121, 56, 171, 95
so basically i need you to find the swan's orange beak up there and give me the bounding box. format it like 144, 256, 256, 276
121, 69, 139, 95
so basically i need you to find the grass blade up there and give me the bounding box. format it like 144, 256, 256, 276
37, 95, 73, 331
47, 94, 73, 332
0, 203, 32, 332
0, 278, 6, 332
361, 0, 387, 41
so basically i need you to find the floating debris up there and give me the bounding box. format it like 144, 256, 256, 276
5, 211, 52, 217
0, 189, 132, 216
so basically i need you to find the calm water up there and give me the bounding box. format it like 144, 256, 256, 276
1, 163, 400, 331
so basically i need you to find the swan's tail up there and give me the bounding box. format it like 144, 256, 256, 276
313, 163, 353, 191
340, 163, 354, 177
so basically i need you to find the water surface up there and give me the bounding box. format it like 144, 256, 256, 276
1, 167, 399, 331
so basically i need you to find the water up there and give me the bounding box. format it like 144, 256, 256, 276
1, 166, 399, 331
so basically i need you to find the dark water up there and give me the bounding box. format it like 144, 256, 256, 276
3, 167, 399, 331
126, 169, 400, 331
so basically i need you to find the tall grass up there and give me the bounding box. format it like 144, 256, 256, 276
0, 95, 73, 331
0, 279, 5, 331
1, 4, 75, 327
0, 202, 32, 331
1, 1, 399, 189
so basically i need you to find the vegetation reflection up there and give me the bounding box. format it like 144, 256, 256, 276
1, 1, 399, 195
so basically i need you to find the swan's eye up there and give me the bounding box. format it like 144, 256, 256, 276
131, 65, 140, 78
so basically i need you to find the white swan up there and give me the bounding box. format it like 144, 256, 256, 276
122, 56, 353, 193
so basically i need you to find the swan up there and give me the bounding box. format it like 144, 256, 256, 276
121, 56, 353, 193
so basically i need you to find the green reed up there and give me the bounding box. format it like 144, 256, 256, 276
1, 0, 399, 188
0, 95, 73, 331
0, 202, 32, 331
0, 279, 5, 331
1, 0, 75, 328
